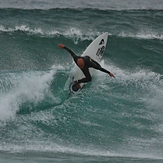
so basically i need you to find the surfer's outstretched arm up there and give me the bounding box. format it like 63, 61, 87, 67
89, 58, 115, 78
58, 44, 78, 62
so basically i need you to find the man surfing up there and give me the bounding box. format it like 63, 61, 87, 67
58, 43, 115, 89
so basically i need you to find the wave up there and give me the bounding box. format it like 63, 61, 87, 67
0, 25, 101, 41
0, 1, 163, 10
0, 66, 58, 124
1, 7, 163, 11
118, 31, 163, 40
0, 25, 44, 35
1, 25, 163, 41
0, 60, 163, 159
1, 60, 163, 123
1, 142, 163, 160
1, 8, 163, 16
0, 5, 163, 160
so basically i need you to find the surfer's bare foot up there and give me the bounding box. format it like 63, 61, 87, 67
74, 81, 81, 89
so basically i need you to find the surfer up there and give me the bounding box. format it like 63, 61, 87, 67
58, 44, 115, 88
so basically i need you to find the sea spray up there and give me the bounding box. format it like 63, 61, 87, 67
0, 67, 56, 124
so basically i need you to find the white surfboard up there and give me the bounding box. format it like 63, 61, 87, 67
69, 32, 108, 93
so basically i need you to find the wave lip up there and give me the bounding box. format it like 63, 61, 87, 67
119, 30, 163, 40
1, 24, 163, 41
0, 25, 44, 35
0, 25, 102, 41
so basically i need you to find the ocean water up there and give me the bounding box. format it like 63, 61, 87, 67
0, 1, 163, 163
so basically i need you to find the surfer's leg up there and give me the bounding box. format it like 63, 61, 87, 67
77, 69, 92, 83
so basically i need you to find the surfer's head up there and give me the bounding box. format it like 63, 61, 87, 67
77, 58, 85, 69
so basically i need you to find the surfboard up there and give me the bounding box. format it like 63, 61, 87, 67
69, 32, 109, 93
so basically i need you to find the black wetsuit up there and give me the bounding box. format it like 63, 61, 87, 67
64, 46, 110, 84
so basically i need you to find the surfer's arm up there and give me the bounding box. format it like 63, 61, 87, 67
90, 58, 115, 78
58, 44, 78, 61
97, 67, 115, 78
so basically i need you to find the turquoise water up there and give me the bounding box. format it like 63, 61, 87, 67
0, 1, 163, 163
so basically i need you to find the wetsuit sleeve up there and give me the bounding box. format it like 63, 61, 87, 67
90, 58, 110, 74
63, 46, 78, 62
97, 67, 110, 74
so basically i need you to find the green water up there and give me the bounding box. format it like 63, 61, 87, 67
0, 1, 163, 162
